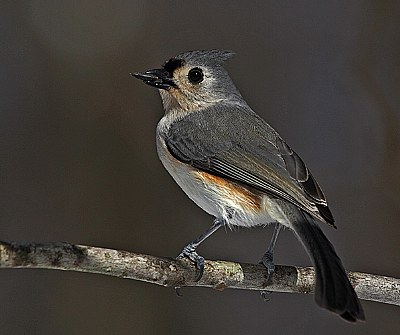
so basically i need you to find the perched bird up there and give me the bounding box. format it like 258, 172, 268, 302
133, 49, 364, 322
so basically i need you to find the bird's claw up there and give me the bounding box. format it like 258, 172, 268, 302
260, 251, 275, 281
174, 286, 183, 297
260, 290, 272, 302
177, 244, 204, 281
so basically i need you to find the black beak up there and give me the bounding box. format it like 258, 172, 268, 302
131, 68, 176, 90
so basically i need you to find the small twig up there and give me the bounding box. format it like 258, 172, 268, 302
0, 241, 399, 306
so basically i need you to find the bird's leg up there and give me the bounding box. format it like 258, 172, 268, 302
261, 222, 282, 278
177, 218, 225, 281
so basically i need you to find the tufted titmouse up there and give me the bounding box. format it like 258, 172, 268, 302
133, 50, 364, 322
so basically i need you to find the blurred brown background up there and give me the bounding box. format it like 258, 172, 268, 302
1, 1, 399, 334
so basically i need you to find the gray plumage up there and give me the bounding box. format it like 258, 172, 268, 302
133, 49, 364, 322
164, 104, 334, 225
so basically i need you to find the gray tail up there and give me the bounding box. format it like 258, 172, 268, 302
292, 212, 365, 322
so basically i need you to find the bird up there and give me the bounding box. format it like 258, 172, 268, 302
132, 49, 365, 322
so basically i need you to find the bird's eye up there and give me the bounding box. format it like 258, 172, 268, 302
188, 68, 204, 84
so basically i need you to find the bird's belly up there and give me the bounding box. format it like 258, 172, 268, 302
157, 137, 284, 228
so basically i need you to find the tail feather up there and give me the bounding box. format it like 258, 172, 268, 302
292, 212, 365, 322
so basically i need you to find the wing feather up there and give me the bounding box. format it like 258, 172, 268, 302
165, 104, 334, 226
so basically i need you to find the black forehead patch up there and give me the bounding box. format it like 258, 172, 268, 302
163, 58, 183, 76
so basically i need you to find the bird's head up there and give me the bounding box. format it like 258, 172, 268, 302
133, 50, 243, 112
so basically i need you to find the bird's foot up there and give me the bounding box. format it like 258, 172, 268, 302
174, 286, 183, 297
177, 244, 204, 281
260, 290, 272, 302
260, 251, 275, 280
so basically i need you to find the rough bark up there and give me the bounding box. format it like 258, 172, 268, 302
0, 241, 399, 306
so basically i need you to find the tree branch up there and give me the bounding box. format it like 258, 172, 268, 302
0, 241, 399, 306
